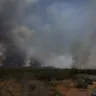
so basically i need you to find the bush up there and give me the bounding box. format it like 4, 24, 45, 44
76, 81, 87, 89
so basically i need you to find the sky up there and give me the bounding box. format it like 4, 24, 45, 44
12, 0, 96, 68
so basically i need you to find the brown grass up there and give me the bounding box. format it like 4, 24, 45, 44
0, 79, 93, 96
0, 79, 50, 96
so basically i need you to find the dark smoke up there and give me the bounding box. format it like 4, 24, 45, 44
0, 0, 24, 67
0, 0, 24, 38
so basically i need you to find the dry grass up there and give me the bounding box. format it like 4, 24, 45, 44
0, 79, 50, 96
0, 79, 93, 96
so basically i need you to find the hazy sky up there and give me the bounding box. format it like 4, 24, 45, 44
17, 0, 96, 68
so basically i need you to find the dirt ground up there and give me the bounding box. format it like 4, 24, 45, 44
65, 88, 91, 96
57, 88, 92, 96
55, 80, 92, 96
56, 84, 92, 96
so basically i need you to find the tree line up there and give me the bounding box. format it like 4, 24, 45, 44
0, 68, 96, 81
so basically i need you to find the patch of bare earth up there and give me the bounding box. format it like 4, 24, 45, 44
64, 88, 91, 96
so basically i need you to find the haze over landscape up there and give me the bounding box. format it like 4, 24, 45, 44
0, 0, 96, 69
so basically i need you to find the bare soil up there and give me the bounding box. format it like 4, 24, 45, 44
65, 88, 91, 96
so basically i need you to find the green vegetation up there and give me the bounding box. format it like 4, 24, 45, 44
75, 79, 87, 89
0, 68, 96, 81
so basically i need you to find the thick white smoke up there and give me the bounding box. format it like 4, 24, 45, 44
12, 0, 96, 68
0, 0, 25, 67
45, 54, 73, 68
1, 0, 96, 68
22, 0, 93, 68
11, 26, 35, 66
83, 0, 96, 69
70, 0, 96, 69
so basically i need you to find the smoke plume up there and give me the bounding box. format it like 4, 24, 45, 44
1, 0, 96, 68
71, 0, 96, 69
0, 0, 25, 67
23, 0, 96, 69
